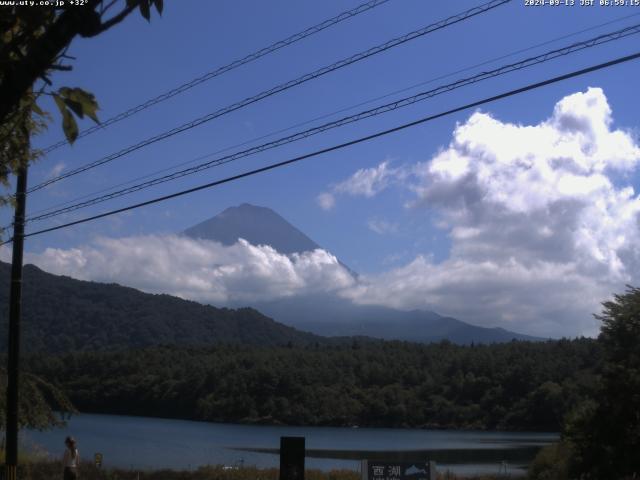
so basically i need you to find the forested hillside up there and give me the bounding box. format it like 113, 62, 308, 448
0, 262, 322, 352
25, 338, 600, 431
0, 261, 539, 350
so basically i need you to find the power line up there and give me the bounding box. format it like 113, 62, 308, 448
25, 23, 640, 223
25, 11, 640, 221
3, 49, 636, 245
38, 0, 393, 155
26, 0, 512, 194
364, 11, 640, 108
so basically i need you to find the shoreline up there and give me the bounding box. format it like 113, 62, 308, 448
54, 410, 562, 436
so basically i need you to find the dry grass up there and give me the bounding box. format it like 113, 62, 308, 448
10, 460, 507, 480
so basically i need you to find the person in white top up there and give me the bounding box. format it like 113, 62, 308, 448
62, 436, 80, 480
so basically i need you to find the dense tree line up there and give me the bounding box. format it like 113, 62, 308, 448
24, 338, 600, 432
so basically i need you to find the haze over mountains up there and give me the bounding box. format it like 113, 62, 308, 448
183, 204, 542, 343
251, 294, 542, 343
0, 203, 541, 350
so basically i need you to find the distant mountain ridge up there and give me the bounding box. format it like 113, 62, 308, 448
184, 204, 544, 344
251, 294, 544, 344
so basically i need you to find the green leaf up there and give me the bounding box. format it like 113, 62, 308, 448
64, 98, 84, 119
153, 0, 163, 15
61, 87, 100, 124
139, 0, 151, 21
32, 102, 45, 116
83, 106, 100, 124
61, 108, 79, 144
53, 94, 66, 116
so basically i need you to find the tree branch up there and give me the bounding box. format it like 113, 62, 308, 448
49, 64, 73, 71
0, 1, 140, 124
101, 0, 121, 16
85, 3, 137, 38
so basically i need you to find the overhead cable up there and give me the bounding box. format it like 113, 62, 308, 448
25, 11, 640, 220
39, 0, 393, 155
25, 23, 640, 223
27, 0, 511, 194
2, 49, 635, 245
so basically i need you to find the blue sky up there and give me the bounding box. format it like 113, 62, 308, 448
3, 0, 640, 336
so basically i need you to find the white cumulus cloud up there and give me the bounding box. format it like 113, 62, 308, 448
317, 160, 407, 209
342, 88, 640, 336
23, 235, 355, 305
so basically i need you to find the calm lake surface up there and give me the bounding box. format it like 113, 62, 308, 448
24, 413, 557, 476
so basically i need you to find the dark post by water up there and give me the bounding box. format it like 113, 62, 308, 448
280, 436, 305, 480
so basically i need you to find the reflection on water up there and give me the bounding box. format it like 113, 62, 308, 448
237, 446, 542, 463
233, 446, 541, 476
24, 413, 557, 476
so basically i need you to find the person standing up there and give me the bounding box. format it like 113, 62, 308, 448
62, 436, 80, 480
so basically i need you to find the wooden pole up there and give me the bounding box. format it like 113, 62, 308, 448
5, 161, 28, 480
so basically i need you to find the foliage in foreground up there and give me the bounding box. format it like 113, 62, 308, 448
563, 286, 640, 479
0, 2, 164, 214
0, 368, 75, 430
527, 286, 640, 480
527, 442, 570, 480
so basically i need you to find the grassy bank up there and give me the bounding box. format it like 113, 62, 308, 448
11, 461, 504, 480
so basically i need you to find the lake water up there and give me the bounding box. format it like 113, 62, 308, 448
24, 413, 557, 477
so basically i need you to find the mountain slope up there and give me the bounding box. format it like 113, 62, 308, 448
184, 203, 321, 255
0, 204, 544, 352
183, 204, 543, 344
0, 262, 322, 353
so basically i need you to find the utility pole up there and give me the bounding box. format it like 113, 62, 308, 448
4, 159, 28, 480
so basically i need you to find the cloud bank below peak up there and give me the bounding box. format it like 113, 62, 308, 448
13, 236, 355, 305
